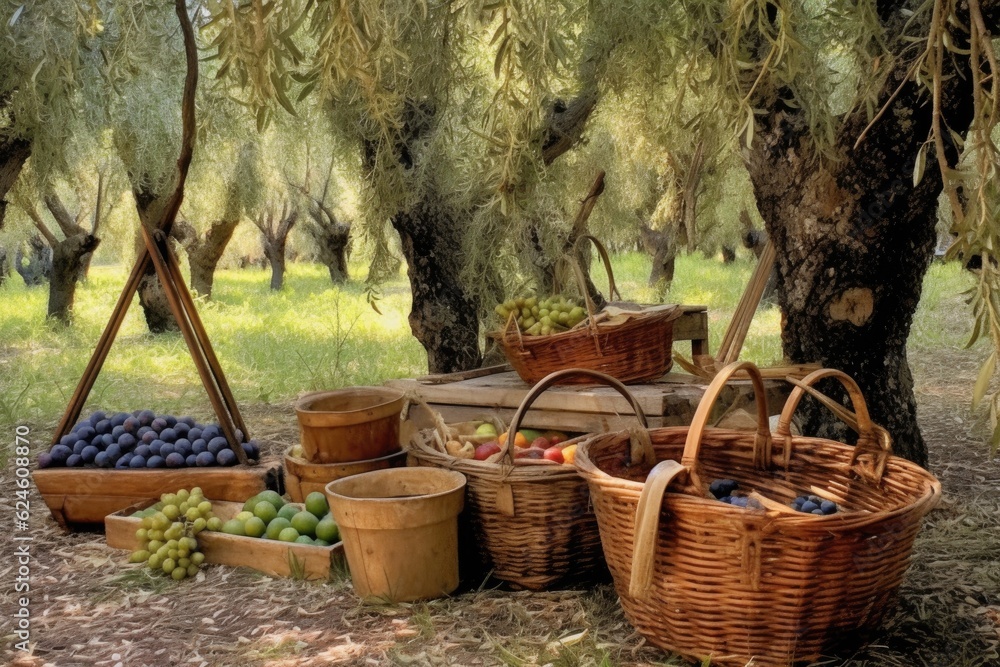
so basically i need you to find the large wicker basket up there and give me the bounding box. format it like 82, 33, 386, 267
573, 362, 942, 666
490, 235, 681, 385
407, 368, 643, 590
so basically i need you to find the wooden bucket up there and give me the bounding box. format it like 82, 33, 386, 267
295, 387, 405, 463
325, 467, 466, 602
283, 447, 408, 502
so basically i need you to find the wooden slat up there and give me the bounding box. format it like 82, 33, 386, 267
388, 372, 673, 415
33, 457, 282, 528
106, 500, 343, 581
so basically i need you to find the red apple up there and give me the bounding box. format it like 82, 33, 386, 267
530, 436, 550, 450
543, 446, 564, 464
474, 441, 501, 461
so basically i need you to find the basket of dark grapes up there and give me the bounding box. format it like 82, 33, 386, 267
572, 362, 942, 667
33, 409, 281, 528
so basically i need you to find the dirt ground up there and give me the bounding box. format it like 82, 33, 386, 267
2, 344, 999, 667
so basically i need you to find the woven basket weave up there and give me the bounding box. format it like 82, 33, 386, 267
574, 362, 942, 666
490, 235, 680, 385
407, 368, 643, 590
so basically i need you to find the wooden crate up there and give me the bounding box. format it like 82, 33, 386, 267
106, 499, 343, 581
33, 457, 283, 529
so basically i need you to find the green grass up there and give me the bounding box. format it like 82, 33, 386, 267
0, 261, 425, 433
0, 253, 977, 446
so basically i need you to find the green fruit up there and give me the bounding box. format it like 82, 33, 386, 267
474, 422, 498, 436
206, 517, 223, 532
242, 495, 262, 513
244, 516, 267, 538
129, 550, 150, 564
265, 517, 292, 540
171, 567, 187, 581
304, 492, 329, 518
253, 501, 278, 524
161, 558, 176, 574
277, 504, 299, 522
255, 490, 286, 511
277, 527, 300, 543
294, 535, 314, 545
315, 518, 340, 543
191, 551, 205, 566
235, 511, 254, 523
221, 519, 246, 536
186, 564, 199, 577
313, 539, 330, 547
290, 511, 319, 538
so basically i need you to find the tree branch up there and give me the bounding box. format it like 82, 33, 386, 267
154, 0, 198, 233
540, 88, 598, 165
44, 193, 86, 238
21, 202, 59, 247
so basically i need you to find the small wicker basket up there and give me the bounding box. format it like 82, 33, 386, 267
490, 236, 680, 385
407, 368, 644, 590
573, 362, 942, 666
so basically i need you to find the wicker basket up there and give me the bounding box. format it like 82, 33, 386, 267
490, 235, 681, 385
573, 362, 942, 666
407, 368, 645, 590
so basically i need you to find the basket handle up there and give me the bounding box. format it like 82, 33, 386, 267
572, 234, 622, 303
775, 368, 891, 482
501, 368, 649, 463
681, 361, 772, 490
628, 459, 689, 600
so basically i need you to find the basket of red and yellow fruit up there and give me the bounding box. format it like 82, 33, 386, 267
406, 368, 641, 590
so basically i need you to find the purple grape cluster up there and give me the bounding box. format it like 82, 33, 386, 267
791, 495, 838, 515
37, 410, 261, 470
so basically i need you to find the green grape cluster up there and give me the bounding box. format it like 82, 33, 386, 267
128, 487, 214, 580
495, 295, 588, 336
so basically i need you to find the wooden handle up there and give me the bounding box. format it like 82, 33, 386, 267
628, 459, 688, 600
775, 368, 889, 481
680, 361, 772, 488
573, 234, 621, 302
501, 368, 648, 463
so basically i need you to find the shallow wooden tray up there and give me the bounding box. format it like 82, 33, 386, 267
106, 499, 343, 581
33, 456, 283, 529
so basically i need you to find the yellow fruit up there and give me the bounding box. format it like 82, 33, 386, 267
562, 444, 578, 465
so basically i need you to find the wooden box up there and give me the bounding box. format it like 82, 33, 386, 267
106, 499, 343, 581
33, 457, 283, 529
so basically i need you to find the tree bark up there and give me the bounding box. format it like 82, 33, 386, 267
745, 19, 980, 467
392, 196, 482, 374
264, 240, 288, 291
254, 205, 297, 291
0, 137, 31, 230
641, 224, 676, 287
0, 246, 8, 285
15, 236, 51, 286
313, 221, 351, 284
48, 234, 100, 324
172, 217, 240, 297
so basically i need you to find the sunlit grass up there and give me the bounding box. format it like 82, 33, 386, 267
0, 252, 976, 442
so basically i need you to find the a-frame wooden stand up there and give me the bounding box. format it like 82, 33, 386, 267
52, 224, 252, 466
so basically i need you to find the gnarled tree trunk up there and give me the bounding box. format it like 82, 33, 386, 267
48, 234, 100, 323
641, 224, 676, 287
0, 137, 31, 230
172, 217, 240, 297
15, 235, 51, 286
392, 195, 482, 373
254, 203, 297, 291
744, 5, 985, 466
